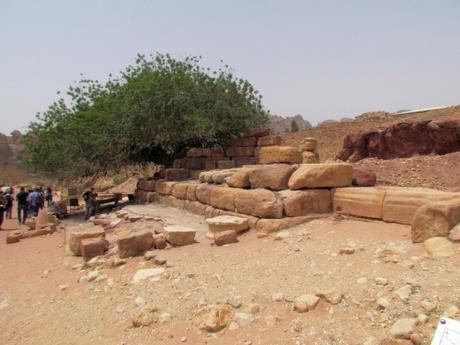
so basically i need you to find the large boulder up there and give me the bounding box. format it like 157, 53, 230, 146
235, 189, 283, 218
249, 164, 297, 191
164, 226, 196, 246
171, 183, 189, 200
259, 146, 302, 165
80, 238, 108, 260
117, 230, 154, 258
69, 225, 105, 256
333, 187, 386, 219
225, 167, 258, 188
352, 167, 376, 186
196, 184, 215, 205
382, 187, 458, 224
411, 200, 460, 243
288, 163, 353, 189
209, 187, 238, 211
279, 190, 331, 217
211, 170, 235, 184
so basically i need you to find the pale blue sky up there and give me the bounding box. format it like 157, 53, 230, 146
1, 0, 459, 133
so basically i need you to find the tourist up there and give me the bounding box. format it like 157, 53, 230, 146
82, 187, 97, 220
0, 191, 5, 230
45, 187, 53, 207
16, 187, 29, 224
28, 188, 43, 217
4, 189, 13, 219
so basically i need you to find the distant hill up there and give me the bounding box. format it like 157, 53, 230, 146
268, 114, 312, 134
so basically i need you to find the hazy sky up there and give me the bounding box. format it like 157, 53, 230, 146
1, 0, 459, 133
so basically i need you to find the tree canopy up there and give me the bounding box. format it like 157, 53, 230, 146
23, 53, 268, 178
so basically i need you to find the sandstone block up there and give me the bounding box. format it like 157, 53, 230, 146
189, 169, 202, 179
185, 157, 206, 170
137, 179, 156, 192
69, 226, 105, 256
412, 200, 460, 242
256, 215, 321, 235
230, 136, 257, 147
294, 294, 320, 312
186, 184, 198, 201
117, 230, 154, 258
162, 196, 185, 209
352, 167, 377, 186
249, 164, 297, 191
80, 238, 108, 260
196, 184, 214, 204
171, 183, 189, 200
153, 233, 167, 249
279, 189, 331, 217
235, 189, 283, 218
187, 147, 210, 158
155, 180, 177, 195
209, 187, 238, 211
164, 168, 190, 181
217, 160, 235, 169
225, 167, 257, 188
36, 210, 59, 230
257, 135, 282, 147
164, 226, 196, 246
382, 187, 459, 224
259, 146, 302, 165
300, 137, 317, 152
206, 215, 249, 233
209, 147, 225, 159
225, 146, 255, 157
173, 158, 186, 169
246, 127, 270, 137
211, 170, 236, 184
302, 151, 319, 163
199, 170, 214, 183
288, 163, 353, 189
234, 157, 258, 167
333, 187, 386, 219
214, 230, 238, 246
213, 210, 259, 229
389, 318, 417, 339
205, 159, 218, 170
135, 190, 157, 203
184, 200, 208, 215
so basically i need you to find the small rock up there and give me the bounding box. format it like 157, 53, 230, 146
339, 247, 355, 255
159, 312, 171, 323
180, 336, 187, 342
357, 277, 368, 285
58, 284, 69, 291
272, 292, 284, 302
377, 298, 390, 310
132, 268, 165, 283
132, 307, 159, 327
234, 312, 254, 326
87, 270, 102, 282
443, 305, 459, 318
135, 296, 146, 308
154, 257, 167, 265
420, 299, 437, 312
248, 303, 261, 314
424, 237, 455, 257
417, 313, 429, 324
294, 294, 320, 313
315, 290, 342, 305
389, 318, 417, 339
395, 285, 412, 302
290, 319, 302, 332
226, 296, 242, 308
448, 223, 460, 242
274, 230, 290, 241
228, 321, 239, 331
375, 277, 388, 286
266, 314, 282, 326
144, 250, 157, 261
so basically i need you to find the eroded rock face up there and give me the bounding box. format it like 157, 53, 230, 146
235, 189, 283, 218
337, 119, 460, 162
288, 163, 353, 189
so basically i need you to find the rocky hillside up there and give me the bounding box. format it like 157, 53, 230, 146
268, 114, 312, 134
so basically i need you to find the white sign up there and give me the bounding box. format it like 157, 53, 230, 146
431, 318, 460, 345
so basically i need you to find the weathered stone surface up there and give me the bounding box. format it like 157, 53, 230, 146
206, 215, 249, 233
333, 187, 386, 219
411, 200, 460, 242
196, 304, 234, 332
294, 294, 320, 312
449, 223, 460, 242
196, 184, 214, 205
199, 171, 214, 183
80, 238, 108, 260
214, 230, 238, 246
352, 167, 377, 186
235, 189, 283, 218
249, 164, 297, 191
36, 210, 59, 230
230, 136, 257, 147
279, 189, 331, 217
132, 307, 159, 327
337, 119, 460, 162
256, 215, 322, 235
135, 190, 157, 203
204, 159, 218, 170
184, 200, 208, 215
209, 147, 225, 159
171, 183, 189, 200
424, 237, 455, 257
382, 187, 459, 224
164, 168, 190, 181
246, 127, 270, 137
302, 151, 319, 164
217, 160, 236, 169
132, 267, 165, 283
259, 146, 302, 165
164, 226, 196, 246
213, 210, 259, 229
153, 233, 167, 249
300, 137, 317, 152
69, 226, 105, 256
159, 195, 185, 209
211, 170, 235, 184
155, 180, 177, 195
20, 227, 54, 239
315, 291, 343, 305
389, 318, 417, 339
6, 232, 21, 244
226, 146, 255, 157
186, 184, 197, 201
117, 230, 154, 258
185, 157, 206, 170
209, 187, 238, 211
257, 135, 281, 147
138, 179, 156, 192
225, 167, 257, 188
187, 147, 210, 158
234, 157, 258, 167
289, 163, 353, 189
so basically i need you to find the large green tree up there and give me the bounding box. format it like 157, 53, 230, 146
23, 54, 268, 178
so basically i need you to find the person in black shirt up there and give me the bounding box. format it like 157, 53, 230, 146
16, 187, 29, 224
0, 191, 5, 230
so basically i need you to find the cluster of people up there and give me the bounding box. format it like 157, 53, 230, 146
0, 186, 53, 229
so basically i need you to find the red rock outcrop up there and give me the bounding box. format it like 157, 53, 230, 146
337, 120, 460, 162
